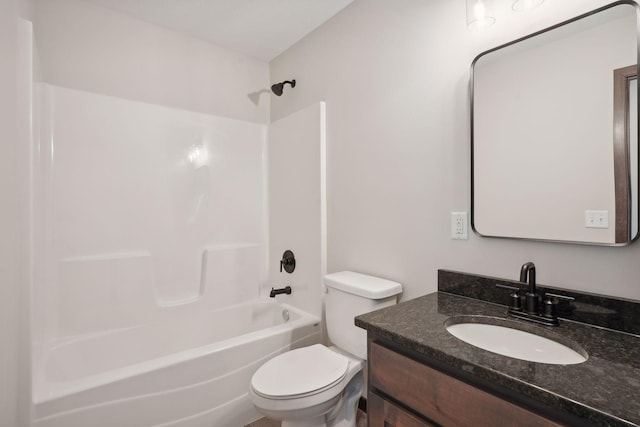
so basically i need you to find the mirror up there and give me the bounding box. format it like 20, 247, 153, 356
472, 1, 639, 245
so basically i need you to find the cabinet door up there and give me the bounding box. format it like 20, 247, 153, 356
368, 393, 436, 427
369, 342, 565, 427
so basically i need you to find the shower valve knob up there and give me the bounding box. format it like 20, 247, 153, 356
280, 250, 296, 273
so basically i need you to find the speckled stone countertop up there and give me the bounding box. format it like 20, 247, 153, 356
355, 291, 640, 426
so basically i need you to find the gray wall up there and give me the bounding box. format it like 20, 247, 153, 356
34, 0, 270, 123
270, 0, 640, 301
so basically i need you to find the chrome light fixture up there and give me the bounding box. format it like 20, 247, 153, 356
512, 0, 544, 12
466, 0, 496, 30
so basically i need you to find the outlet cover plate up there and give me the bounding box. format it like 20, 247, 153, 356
585, 210, 609, 229
451, 211, 468, 240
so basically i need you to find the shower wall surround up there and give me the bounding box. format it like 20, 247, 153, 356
33, 85, 267, 344
267, 102, 327, 319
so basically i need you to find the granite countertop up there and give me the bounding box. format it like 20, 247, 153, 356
355, 292, 640, 427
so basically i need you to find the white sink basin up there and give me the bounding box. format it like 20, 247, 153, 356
445, 319, 587, 365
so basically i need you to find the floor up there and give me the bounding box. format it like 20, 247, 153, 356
246, 409, 368, 427
246, 418, 279, 427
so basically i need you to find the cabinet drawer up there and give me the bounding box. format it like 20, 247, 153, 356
368, 392, 435, 427
369, 342, 565, 427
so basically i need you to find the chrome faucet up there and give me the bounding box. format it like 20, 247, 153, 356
519, 262, 538, 314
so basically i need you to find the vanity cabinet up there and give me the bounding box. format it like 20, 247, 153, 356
367, 341, 565, 427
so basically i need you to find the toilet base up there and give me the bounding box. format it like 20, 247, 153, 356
280, 370, 363, 427
325, 369, 363, 427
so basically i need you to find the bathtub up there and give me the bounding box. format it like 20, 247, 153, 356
33, 300, 322, 427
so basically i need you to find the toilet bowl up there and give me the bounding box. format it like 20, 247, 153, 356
249, 345, 363, 427
249, 271, 402, 427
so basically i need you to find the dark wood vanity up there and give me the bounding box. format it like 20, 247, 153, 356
367, 340, 565, 427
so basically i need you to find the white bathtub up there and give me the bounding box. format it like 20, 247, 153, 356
33, 300, 322, 427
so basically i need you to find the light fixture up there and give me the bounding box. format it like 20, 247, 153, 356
466, 0, 496, 30
512, 0, 544, 12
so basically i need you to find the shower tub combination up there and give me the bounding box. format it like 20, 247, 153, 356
32, 86, 323, 426
33, 300, 321, 427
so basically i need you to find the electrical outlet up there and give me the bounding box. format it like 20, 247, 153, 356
451, 212, 468, 240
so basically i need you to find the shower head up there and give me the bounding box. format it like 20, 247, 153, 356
271, 79, 296, 96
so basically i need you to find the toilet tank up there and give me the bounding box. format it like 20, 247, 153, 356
324, 271, 402, 360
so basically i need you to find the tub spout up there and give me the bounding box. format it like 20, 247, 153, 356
270, 286, 292, 298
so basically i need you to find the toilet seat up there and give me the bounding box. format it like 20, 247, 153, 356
251, 344, 349, 400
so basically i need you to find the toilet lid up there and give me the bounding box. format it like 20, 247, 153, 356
251, 344, 349, 398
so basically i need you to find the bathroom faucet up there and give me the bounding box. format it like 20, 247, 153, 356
496, 262, 575, 326
520, 262, 538, 314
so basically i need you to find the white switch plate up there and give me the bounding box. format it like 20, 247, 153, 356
451, 212, 468, 240
585, 210, 609, 229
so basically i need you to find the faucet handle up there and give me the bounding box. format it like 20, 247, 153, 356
495, 284, 522, 311
495, 284, 520, 291
544, 292, 575, 302
542, 293, 574, 320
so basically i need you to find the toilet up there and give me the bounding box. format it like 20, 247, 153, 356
249, 271, 402, 427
